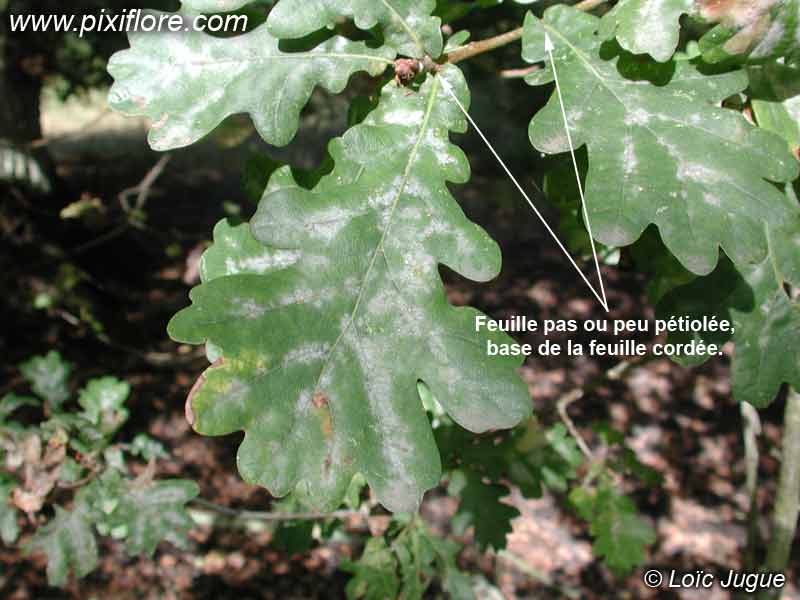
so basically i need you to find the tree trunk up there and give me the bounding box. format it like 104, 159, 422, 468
1, 1, 54, 194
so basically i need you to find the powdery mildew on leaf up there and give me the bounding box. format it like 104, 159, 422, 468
523, 5, 800, 277
115, 480, 199, 556
699, 0, 800, 63
107, 13, 394, 150
267, 0, 443, 58
599, 0, 696, 62
201, 220, 302, 280
168, 66, 531, 513
26, 503, 98, 587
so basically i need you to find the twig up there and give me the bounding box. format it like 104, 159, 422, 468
67, 222, 131, 257
556, 358, 643, 461
29, 108, 113, 149
759, 387, 800, 600
446, 27, 524, 65
498, 550, 553, 586
190, 497, 368, 523
558, 388, 595, 460
574, 0, 608, 11
5, 155, 174, 283
55, 308, 208, 369
119, 154, 172, 213
500, 65, 541, 79
443, 0, 609, 65
741, 402, 762, 571
57, 473, 97, 490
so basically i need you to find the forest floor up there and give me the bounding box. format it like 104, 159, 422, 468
2, 87, 799, 600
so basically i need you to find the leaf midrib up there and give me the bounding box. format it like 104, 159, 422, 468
540, 19, 746, 149
313, 77, 442, 395
540, 14, 784, 263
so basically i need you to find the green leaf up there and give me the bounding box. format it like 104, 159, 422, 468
659, 247, 800, 407
543, 153, 617, 261
201, 219, 300, 281
108, 14, 394, 150
345, 518, 473, 600
592, 422, 663, 486
128, 434, 169, 461
591, 488, 655, 574
0, 481, 20, 545
86, 471, 199, 556
699, 0, 800, 64
656, 259, 746, 366
631, 227, 696, 304
394, 529, 436, 599
169, 66, 531, 513
270, 494, 316, 553
448, 470, 518, 551
267, 0, 443, 58
444, 31, 471, 53
753, 97, 800, 152
115, 478, 199, 556
511, 422, 583, 496
19, 351, 71, 410
393, 521, 472, 600
342, 537, 400, 600
345, 472, 367, 509
425, 538, 475, 600
750, 63, 800, 153
599, 0, 696, 62
77, 377, 130, 434
523, 6, 800, 277
58, 458, 84, 485
731, 269, 800, 406
26, 502, 98, 586
437, 420, 583, 498
414, 524, 475, 600
570, 482, 655, 575
273, 519, 315, 554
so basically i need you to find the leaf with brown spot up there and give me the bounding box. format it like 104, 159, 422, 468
185, 358, 224, 427
169, 67, 531, 513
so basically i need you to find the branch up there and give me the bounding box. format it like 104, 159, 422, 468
119, 154, 172, 213
446, 27, 524, 65
557, 388, 595, 461
759, 387, 800, 600
443, 0, 609, 65
500, 65, 541, 79
557, 358, 644, 461
190, 497, 369, 523
574, 0, 608, 11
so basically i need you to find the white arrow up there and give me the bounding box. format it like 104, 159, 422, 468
439, 67, 610, 312
544, 32, 608, 311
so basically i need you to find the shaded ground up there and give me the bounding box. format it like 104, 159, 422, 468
2, 84, 799, 599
